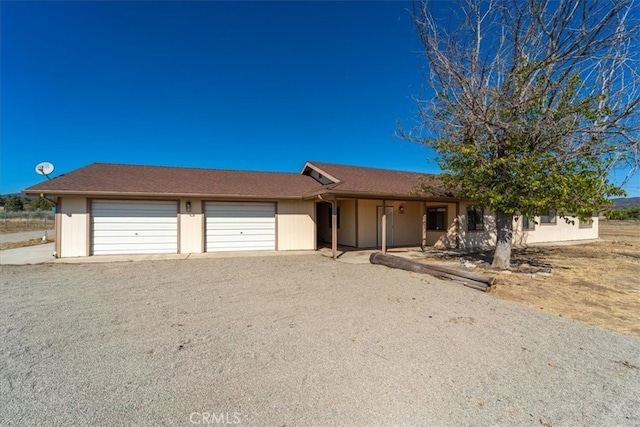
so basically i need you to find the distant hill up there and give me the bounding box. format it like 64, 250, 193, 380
612, 197, 640, 209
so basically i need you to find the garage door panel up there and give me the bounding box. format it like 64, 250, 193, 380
92, 217, 176, 225
205, 202, 274, 211
92, 242, 176, 255
208, 230, 275, 237
91, 212, 177, 218
208, 234, 276, 242
207, 217, 273, 224
206, 202, 273, 208
207, 242, 275, 252
92, 200, 176, 207
91, 200, 177, 255
93, 229, 177, 237
207, 212, 275, 218
92, 220, 177, 227
92, 201, 176, 212
91, 234, 177, 242
91, 246, 175, 255
209, 223, 274, 230
205, 202, 276, 252
207, 223, 276, 231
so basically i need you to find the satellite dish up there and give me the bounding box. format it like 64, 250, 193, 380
35, 162, 55, 179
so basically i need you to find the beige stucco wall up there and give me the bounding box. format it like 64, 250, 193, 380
58, 197, 316, 257
357, 200, 378, 248
457, 202, 496, 250
56, 193, 599, 257
337, 200, 357, 247
355, 200, 422, 248
179, 199, 204, 254
57, 197, 317, 257
458, 201, 600, 249
388, 201, 422, 246
277, 200, 316, 250
59, 197, 89, 257
424, 202, 458, 248
512, 215, 599, 245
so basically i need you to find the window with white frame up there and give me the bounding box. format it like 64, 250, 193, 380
467, 206, 484, 231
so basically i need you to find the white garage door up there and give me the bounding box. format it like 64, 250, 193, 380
205, 202, 276, 252
91, 200, 178, 255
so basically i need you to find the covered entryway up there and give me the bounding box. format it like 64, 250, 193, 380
315, 201, 333, 247
205, 202, 276, 252
91, 200, 178, 255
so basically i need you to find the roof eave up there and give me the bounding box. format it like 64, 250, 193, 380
22, 189, 307, 200
302, 188, 461, 202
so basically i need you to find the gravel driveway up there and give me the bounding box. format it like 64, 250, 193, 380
1, 255, 639, 426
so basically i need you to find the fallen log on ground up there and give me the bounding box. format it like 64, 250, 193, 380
369, 252, 495, 292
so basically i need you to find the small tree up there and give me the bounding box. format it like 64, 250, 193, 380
24, 197, 52, 212
404, 0, 640, 268
4, 196, 24, 212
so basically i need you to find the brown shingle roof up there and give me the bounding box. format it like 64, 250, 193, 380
303, 162, 446, 199
24, 163, 322, 199
24, 161, 449, 200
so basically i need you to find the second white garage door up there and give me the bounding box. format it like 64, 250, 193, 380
205, 202, 276, 252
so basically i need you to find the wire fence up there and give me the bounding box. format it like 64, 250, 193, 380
1, 210, 55, 228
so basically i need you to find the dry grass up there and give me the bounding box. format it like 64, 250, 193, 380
0, 219, 54, 234
0, 238, 55, 251
598, 219, 640, 242
419, 220, 640, 337
493, 220, 639, 336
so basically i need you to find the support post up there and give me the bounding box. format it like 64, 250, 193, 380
55, 201, 62, 258
455, 201, 461, 249
381, 200, 387, 254
331, 200, 338, 260
421, 203, 427, 250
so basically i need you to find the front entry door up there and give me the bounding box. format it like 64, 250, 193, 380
377, 206, 394, 247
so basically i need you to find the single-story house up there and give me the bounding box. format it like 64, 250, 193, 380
24, 161, 598, 258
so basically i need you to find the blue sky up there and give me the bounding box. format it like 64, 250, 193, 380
1, 1, 431, 194
1, 1, 638, 196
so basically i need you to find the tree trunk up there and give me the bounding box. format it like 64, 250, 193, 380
492, 211, 513, 269
369, 252, 494, 292
370, 252, 495, 285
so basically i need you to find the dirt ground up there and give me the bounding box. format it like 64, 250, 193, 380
3, 218, 638, 337
423, 220, 640, 337
2, 255, 639, 425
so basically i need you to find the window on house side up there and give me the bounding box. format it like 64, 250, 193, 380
467, 207, 484, 231
540, 210, 557, 224
522, 216, 535, 230
579, 218, 593, 228
427, 207, 447, 231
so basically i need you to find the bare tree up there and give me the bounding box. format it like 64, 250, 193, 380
404, 0, 640, 269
